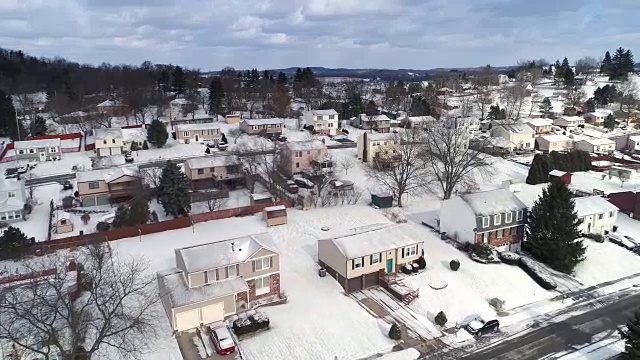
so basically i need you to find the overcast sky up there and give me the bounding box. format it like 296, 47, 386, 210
1, 0, 638, 71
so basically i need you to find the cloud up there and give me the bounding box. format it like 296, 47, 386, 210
0, 0, 637, 70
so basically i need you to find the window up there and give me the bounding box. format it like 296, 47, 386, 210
295, 162, 300, 169
17, 149, 25, 155
103, 140, 107, 144
255, 276, 270, 295
329, 115, 335, 120
307, 150, 310, 155
197, 169, 204, 175
598, 213, 604, 220
253, 257, 272, 271
209, 167, 215, 173
28, 148, 35, 154
60, 219, 67, 225
609, 211, 614, 218
227, 265, 237, 278
204, 270, 216, 283
505, 212, 512, 223
49, 147, 58, 153
328, 122, 333, 127
496, 228, 504, 238
0, 214, 5, 220
88, 182, 100, 190
516, 210, 523, 221
183, 131, 190, 137
494, 214, 501, 225
295, 151, 302, 157
403, 245, 417, 258
8, 213, 14, 220
482, 216, 489, 228
7, 192, 15, 198
352, 257, 363, 269
482, 232, 489, 244
370, 253, 381, 265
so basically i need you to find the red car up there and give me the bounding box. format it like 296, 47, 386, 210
209, 325, 236, 355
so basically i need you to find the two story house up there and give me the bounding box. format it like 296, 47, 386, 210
356, 132, 399, 165
279, 140, 331, 176
96, 99, 131, 117
76, 167, 142, 207
94, 128, 125, 156
490, 122, 536, 151
0, 178, 26, 223
14, 139, 62, 162
184, 156, 243, 189
302, 109, 339, 136
574, 138, 615, 154
403, 116, 437, 129
239, 118, 284, 137
351, 114, 391, 133
445, 116, 480, 133
583, 111, 611, 125
536, 134, 574, 152
122, 127, 147, 150
439, 188, 528, 251
157, 233, 281, 332
175, 123, 222, 144
524, 118, 553, 134
317, 224, 423, 293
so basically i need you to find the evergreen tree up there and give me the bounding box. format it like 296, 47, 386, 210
208, 76, 224, 117
220, 133, 228, 144
276, 71, 288, 86
488, 105, 506, 120
0, 89, 23, 140
112, 196, 150, 228
562, 67, 575, 87
365, 100, 378, 117
601, 51, 613, 75
142, 140, 149, 150
539, 97, 553, 116
619, 310, 640, 359
603, 114, 616, 131
146, 119, 168, 148
0, 226, 34, 254
585, 98, 596, 113
526, 154, 550, 185
130, 141, 140, 151
172, 66, 186, 94
29, 115, 47, 137
526, 180, 586, 273
158, 160, 191, 218
610, 47, 635, 81
410, 95, 431, 117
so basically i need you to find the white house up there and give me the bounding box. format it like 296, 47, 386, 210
553, 116, 585, 128
574, 138, 615, 154
536, 134, 573, 152
121, 127, 147, 150
302, 109, 339, 136
627, 135, 640, 152
445, 116, 480, 133
583, 111, 611, 125
574, 196, 619, 235
94, 128, 125, 156
0, 178, 26, 223
490, 122, 536, 151
524, 118, 553, 134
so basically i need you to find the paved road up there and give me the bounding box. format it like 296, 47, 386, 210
449, 292, 639, 360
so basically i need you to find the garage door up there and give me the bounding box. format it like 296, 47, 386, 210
111, 147, 122, 155
175, 308, 200, 332
200, 302, 225, 325
96, 194, 110, 206
82, 196, 96, 207
364, 272, 379, 289
347, 277, 362, 293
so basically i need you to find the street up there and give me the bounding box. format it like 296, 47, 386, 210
446, 292, 639, 360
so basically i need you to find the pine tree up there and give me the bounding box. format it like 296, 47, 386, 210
619, 310, 640, 359
276, 71, 288, 86
220, 133, 228, 144
172, 66, 186, 94
112, 205, 131, 228
0, 89, 23, 140
611, 47, 634, 81
388, 323, 402, 340
585, 98, 596, 113
539, 97, 553, 116
526, 154, 550, 185
601, 51, 613, 75
130, 141, 139, 151
562, 67, 575, 87
29, 115, 47, 137
158, 161, 191, 218
488, 105, 506, 120
527, 180, 586, 273
603, 114, 616, 131
142, 140, 149, 150
0, 226, 34, 254
208, 76, 224, 117
112, 196, 149, 228
146, 119, 168, 148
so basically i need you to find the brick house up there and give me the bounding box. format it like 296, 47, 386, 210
279, 140, 331, 176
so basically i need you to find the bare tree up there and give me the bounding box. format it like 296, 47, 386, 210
0, 243, 159, 360
227, 128, 243, 144
140, 167, 163, 192
364, 128, 428, 207
472, 66, 497, 120
459, 95, 474, 118
205, 194, 229, 211
339, 157, 355, 175
616, 80, 639, 122
422, 127, 492, 199
574, 57, 600, 75
565, 87, 586, 108
502, 82, 528, 119
233, 138, 278, 194
93, 112, 113, 129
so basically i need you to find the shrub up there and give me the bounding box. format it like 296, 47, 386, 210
388, 323, 402, 340
416, 256, 427, 269
435, 311, 448, 327
401, 264, 413, 275
473, 243, 493, 259
130, 141, 139, 151
232, 316, 254, 336
449, 259, 460, 271
583, 233, 604, 243
499, 251, 521, 265
518, 258, 557, 290
96, 222, 111, 232
142, 140, 149, 150
612, 225, 618, 232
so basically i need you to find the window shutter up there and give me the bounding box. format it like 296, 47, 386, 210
351, 260, 355, 270
252, 260, 256, 272
370, 255, 373, 264
401, 248, 405, 258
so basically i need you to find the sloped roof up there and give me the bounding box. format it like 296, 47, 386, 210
310, 109, 338, 116
574, 196, 619, 217
460, 188, 527, 216
157, 269, 248, 308
175, 123, 221, 131
104, 167, 140, 183
94, 128, 123, 140
186, 155, 240, 169
14, 139, 61, 149
96, 99, 123, 107
319, 224, 422, 259
242, 118, 284, 126
285, 139, 327, 151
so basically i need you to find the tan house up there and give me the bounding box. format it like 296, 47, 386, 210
175, 123, 222, 144
574, 138, 616, 154
94, 128, 125, 156
225, 113, 241, 124
240, 118, 284, 137
157, 233, 281, 332
317, 224, 423, 293
536, 134, 573, 152
184, 156, 243, 189
583, 111, 611, 125
76, 167, 142, 207
356, 132, 399, 165
524, 118, 553, 134
554, 116, 585, 128
279, 140, 331, 176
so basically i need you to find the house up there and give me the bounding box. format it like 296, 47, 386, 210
549, 170, 572, 185
439, 188, 527, 251
121, 127, 147, 150
445, 116, 480, 132
574, 138, 615, 154
583, 111, 610, 125
356, 132, 398, 164
94, 128, 124, 156
225, 113, 241, 124
490, 122, 536, 151
279, 140, 331, 176
175, 123, 222, 144
240, 118, 284, 137
95, 99, 130, 117
14, 139, 62, 162
608, 191, 640, 220
626, 135, 640, 152
184, 156, 243, 189
76, 167, 142, 207
0, 178, 26, 223
317, 224, 423, 293
403, 116, 437, 129
157, 233, 281, 332
524, 118, 553, 134
169, 97, 190, 115
497, 74, 509, 84
351, 114, 391, 133
302, 109, 339, 136
535, 134, 573, 152
553, 116, 585, 128
574, 196, 619, 235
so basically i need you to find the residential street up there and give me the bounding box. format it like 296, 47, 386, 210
447, 292, 640, 360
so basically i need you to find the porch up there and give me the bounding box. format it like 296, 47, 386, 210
379, 273, 419, 305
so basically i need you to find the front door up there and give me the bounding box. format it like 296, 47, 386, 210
386, 258, 393, 273
195, 134, 199, 142
39, 152, 46, 161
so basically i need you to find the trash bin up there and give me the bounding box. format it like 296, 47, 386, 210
440, 232, 447, 240
318, 268, 327, 277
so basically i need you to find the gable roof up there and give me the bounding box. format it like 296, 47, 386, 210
76, 166, 139, 183
579, 138, 615, 146
175, 123, 221, 131
497, 122, 535, 134
14, 138, 61, 149
460, 188, 527, 216
104, 167, 140, 183
538, 134, 572, 142
241, 118, 284, 126
285, 139, 327, 151
310, 109, 338, 116
94, 128, 123, 140
186, 155, 240, 169
524, 118, 553, 127
319, 224, 422, 259
157, 269, 248, 308
574, 196, 619, 217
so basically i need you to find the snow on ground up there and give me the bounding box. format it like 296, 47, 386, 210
574, 236, 640, 286
555, 330, 624, 359
378, 348, 420, 360
569, 170, 640, 194
51, 206, 113, 240
1, 151, 93, 177
13, 183, 66, 242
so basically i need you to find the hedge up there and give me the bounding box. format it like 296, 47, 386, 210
518, 258, 557, 290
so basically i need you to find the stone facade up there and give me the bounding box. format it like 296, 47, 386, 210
475, 225, 523, 247
247, 273, 281, 301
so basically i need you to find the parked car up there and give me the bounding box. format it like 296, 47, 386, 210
62, 180, 73, 190
124, 154, 134, 163
286, 180, 299, 193
329, 179, 354, 190
209, 325, 236, 356
294, 177, 314, 189
217, 143, 228, 151
465, 317, 500, 337
608, 233, 638, 250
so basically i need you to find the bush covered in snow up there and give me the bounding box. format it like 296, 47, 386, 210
473, 243, 493, 259
582, 233, 604, 243
388, 323, 402, 340
489, 298, 505, 311
415, 256, 426, 269
384, 207, 407, 224
449, 259, 460, 271
233, 310, 270, 336
518, 258, 558, 290
499, 252, 521, 265
435, 311, 448, 327
402, 264, 413, 275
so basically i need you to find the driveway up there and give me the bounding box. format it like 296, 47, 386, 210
175, 328, 233, 360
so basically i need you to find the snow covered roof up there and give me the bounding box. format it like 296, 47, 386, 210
0, 177, 24, 191
94, 128, 123, 140
560, 116, 584, 122
170, 98, 189, 105
310, 109, 338, 116
320, 224, 422, 260
121, 127, 146, 142
175, 123, 221, 131
96, 99, 123, 107
497, 122, 535, 134
157, 269, 249, 308
408, 116, 436, 123
76, 166, 139, 183
538, 134, 572, 142
524, 118, 553, 127
104, 167, 140, 183
460, 188, 527, 216
14, 138, 61, 149
362, 132, 397, 142
175, 233, 276, 273
241, 118, 284, 126
579, 138, 615, 146
574, 196, 619, 217
0, 198, 25, 212
364, 114, 391, 122
264, 205, 286, 212
185, 156, 240, 169
61, 111, 88, 118
629, 135, 640, 143
285, 139, 327, 151
549, 170, 568, 177
513, 183, 546, 208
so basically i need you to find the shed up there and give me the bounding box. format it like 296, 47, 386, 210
263, 205, 287, 227
371, 193, 394, 209
55, 212, 74, 234
549, 170, 572, 185
225, 114, 241, 124
250, 193, 274, 205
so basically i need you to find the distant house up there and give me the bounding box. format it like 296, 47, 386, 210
583, 111, 610, 125
95, 99, 130, 117
554, 116, 585, 128
225, 113, 241, 124
535, 134, 573, 152
445, 116, 480, 133
356, 132, 399, 165
439, 188, 527, 251
574, 138, 615, 154
351, 114, 391, 133
403, 116, 437, 129
121, 127, 147, 150
76, 167, 142, 207
94, 128, 125, 156
175, 123, 222, 144
279, 140, 331, 176
317, 224, 423, 293
157, 233, 281, 332
549, 170, 572, 185
240, 118, 284, 137
14, 139, 62, 162
302, 109, 339, 136
0, 178, 26, 223
490, 122, 536, 151
169, 97, 190, 115
524, 118, 553, 134
626, 135, 640, 152
575, 196, 619, 235
184, 156, 244, 189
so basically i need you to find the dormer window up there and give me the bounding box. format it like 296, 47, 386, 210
494, 214, 501, 225
505, 212, 512, 223
482, 216, 489, 228
516, 210, 524, 221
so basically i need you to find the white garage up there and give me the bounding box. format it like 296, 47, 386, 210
174, 308, 201, 332
201, 302, 225, 325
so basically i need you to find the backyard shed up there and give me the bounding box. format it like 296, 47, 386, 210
263, 205, 287, 227
250, 193, 274, 205
371, 193, 394, 209
55, 212, 74, 234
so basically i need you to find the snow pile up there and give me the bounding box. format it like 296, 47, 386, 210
378, 348, 420, 360
384, 207, 408, 223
